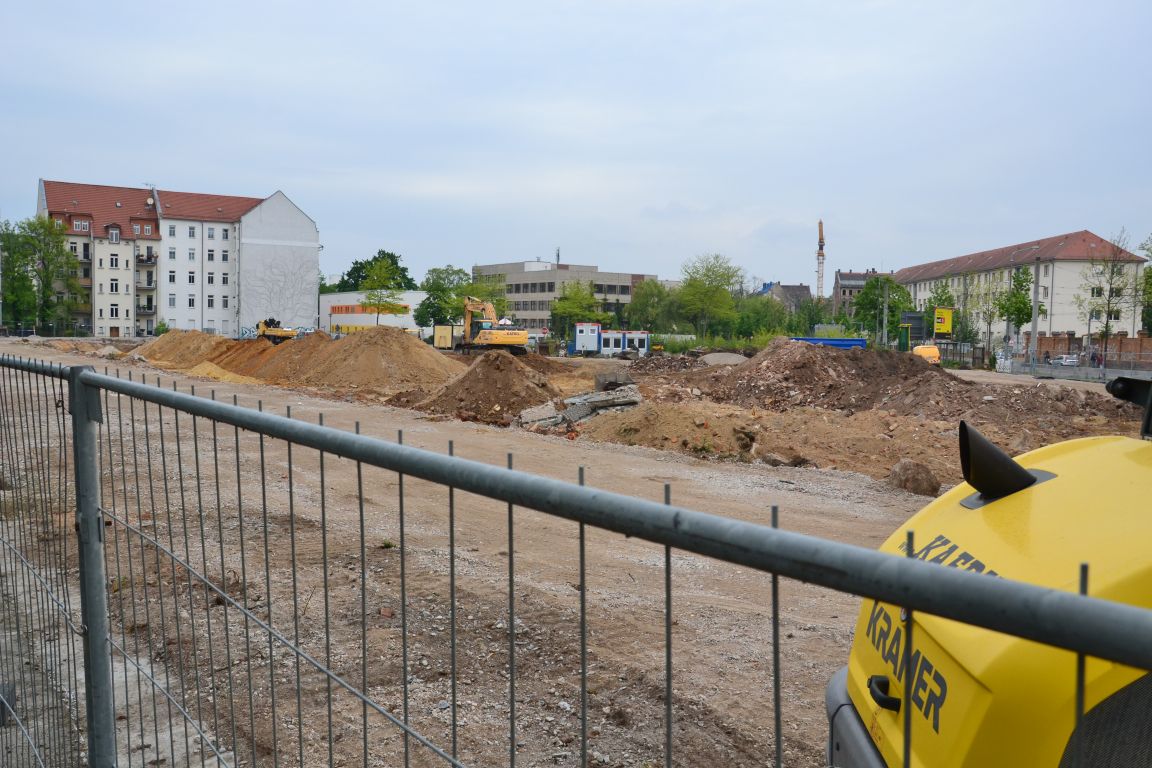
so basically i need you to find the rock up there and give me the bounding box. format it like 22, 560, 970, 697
887, 459, 940, 497
760, 453, 788, 467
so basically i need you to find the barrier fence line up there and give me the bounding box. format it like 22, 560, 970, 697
1, 353, 1152, 768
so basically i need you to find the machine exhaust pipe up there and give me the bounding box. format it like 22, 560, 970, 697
959, 421, 1038, 504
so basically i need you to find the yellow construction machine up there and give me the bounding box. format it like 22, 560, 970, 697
459, 297, 528, 354
256, 318, 300, 344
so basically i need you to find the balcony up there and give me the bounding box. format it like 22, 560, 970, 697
72, 304, 92, 314
77, 277, 92, 287
137, 254, 158, 265
135, 305, 156, 316
136, 280, 156, 290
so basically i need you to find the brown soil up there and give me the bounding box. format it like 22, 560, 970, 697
135, 329, 238, 369
417, 350, 563, 424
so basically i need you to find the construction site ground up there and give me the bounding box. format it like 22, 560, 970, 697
2, 332, 1141, 767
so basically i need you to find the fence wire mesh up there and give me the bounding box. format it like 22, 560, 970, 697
1, 354, 1151, 768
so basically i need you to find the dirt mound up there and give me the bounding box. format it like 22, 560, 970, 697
418, 350, 562, 425
517, 353, 574, 375
630, 354, 708, 374
135, 330, 238, 369
675, 338, 1137, 428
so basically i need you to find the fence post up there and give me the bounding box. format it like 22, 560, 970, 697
69, 366, 116, 766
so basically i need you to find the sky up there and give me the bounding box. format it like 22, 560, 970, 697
2, 0, 1149, 293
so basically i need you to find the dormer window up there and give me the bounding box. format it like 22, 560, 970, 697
75, 220, 89, 232
109, 227, 121, 244
133, 224, 141, 235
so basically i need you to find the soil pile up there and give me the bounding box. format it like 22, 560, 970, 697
418, 350, 562, 425
630, 355, 708, 375
517, 353, 574, 376
679, 338, 1136, 427
135, 330, 237, 369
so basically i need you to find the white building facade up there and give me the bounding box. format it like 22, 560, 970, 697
318, 290, 428, 335
894, 230, 1146, 340
39, 180, 319, 338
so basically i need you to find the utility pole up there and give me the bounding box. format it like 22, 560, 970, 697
882, 280, 889, 347
1029, 255, 1041, 372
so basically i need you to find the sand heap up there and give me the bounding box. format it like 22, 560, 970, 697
135, 330, 238, 369
629, 354, 708, 374
135, 327, 466, 396
418, 350, 562, 425
681, 338, 1136, 427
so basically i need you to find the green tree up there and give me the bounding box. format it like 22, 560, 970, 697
1, 220, 36, 326
996, 265, 1040, 347
970, 275, 1005, 363
1073, 230, 1141, 366
414, 265, 471, 327
550, 281, 614, 340
625, 279, 671, 331
787, 298, 830, 337
734, 294, 789, 337
359, 259, 407, 325
678, 254, 743, 336
336, 250, 417, 292
852, 276, 912, 343
1, 217, 78, 329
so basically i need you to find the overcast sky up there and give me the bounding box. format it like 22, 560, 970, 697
2, 1, 1148, 292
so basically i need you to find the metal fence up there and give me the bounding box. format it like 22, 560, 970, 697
2, 353, 1152, 767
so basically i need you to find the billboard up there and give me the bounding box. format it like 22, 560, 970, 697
934, 307, 954, 335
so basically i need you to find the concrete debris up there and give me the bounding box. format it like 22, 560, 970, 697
594, 370, 635, 392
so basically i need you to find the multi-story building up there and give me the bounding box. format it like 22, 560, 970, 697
893, 230, 1146, 340
471, 259, 658, 335
831, 269, 884, 318
38, 181, 320, 337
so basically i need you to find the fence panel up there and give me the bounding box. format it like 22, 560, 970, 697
2, 353, 1152, 768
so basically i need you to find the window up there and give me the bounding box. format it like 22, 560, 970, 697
207, 295, 215, 309
168, 294, 176, 308
110, 279, 119, 294
1108, 309, 1121, 321
208, 227, 215, 239
144, 225, 152, 235
207, 272, 215, 285
133, 224, 141, 235
188, 272, 195, 284
98, 258, 103, 268
76, 220, 90, 232
110, 255, 119, 269
221, 250, 229, 262
221, 273, 229, 285
547, 282, 555, 292
54, 218, 63, 228
188, 249, 195, 261
188, 295, 195, 308
188, 226, 196, 237
222, 296, 229, 309
110, 304, 120, 318
69, 242, 77, 254
168, 248, 176, 260
1091, 287, 1104, 298
168, 225, 176, 237
208, 250, 215, 261
1041, 286, 1049, 299
83, 243, 90, 259
1110, 287, 1123, 298
222, 228, 229, 240
109, 228, 121, 244
98, 283, 104, 294
98, 308, 104, 318
1091, 309, 1102, 321
1042, 264, 1050, 277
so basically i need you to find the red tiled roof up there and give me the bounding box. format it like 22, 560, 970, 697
893, 230, 1144, 285
155, 189, 263, 222
41, 180, 162, 241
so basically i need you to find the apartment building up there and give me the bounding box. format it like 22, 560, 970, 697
38, 180, 319, 337
471, 259, 658, 335
893, 230, 1146, 339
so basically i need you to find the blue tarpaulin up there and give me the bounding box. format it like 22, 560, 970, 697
789, 337, 867, 349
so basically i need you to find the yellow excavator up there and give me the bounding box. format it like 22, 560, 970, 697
460, 297, 528, 354
256, 318, 299, 344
